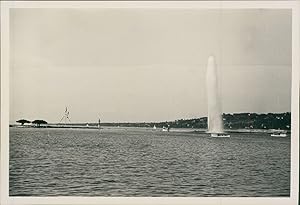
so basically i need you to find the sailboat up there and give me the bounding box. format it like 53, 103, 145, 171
206, 56, 230, 138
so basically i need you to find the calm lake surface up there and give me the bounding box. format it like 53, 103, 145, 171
9, 127, 290, 196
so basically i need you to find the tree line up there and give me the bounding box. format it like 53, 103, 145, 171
15, 112, 291, 130
85, 112, 291, 130
16, 119, 47, 127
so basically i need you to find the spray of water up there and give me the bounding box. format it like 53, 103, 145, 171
206, 55, 224, 133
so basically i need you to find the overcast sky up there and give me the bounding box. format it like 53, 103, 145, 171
9, 9, 292, 123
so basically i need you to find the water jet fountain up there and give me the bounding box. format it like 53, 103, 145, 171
206, 55, 230, 137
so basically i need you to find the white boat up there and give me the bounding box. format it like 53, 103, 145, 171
271, 131, 287, 137
162, 127, 168, 132
210, 133, 230, 138
153, 125, 157, 129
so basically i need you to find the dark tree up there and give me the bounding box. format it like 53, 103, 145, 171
31, 120, 48, 127
16, 119, 31, 126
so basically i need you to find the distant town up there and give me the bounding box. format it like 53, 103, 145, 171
11, 112, 291, 131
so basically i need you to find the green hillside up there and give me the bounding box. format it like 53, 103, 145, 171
98, 112, 291, 130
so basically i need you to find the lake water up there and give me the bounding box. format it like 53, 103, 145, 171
9, 127, 290, 196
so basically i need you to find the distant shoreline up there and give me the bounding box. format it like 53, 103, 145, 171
9, 124, 291, 134
10, 112, 291, 133
10, 112, 291, 132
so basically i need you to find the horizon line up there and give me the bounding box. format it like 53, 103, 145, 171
9, 111, 291, 124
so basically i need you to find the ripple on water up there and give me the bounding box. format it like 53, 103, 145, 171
9, 128, 290, 196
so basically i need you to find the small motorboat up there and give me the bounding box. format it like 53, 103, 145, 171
210, 133, 230, 138
271, 131, 287, 137
162, 125, 170, 132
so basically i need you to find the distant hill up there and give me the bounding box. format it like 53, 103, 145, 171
95, 112, 291, 130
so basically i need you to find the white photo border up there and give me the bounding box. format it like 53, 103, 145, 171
1, 1, 299, 205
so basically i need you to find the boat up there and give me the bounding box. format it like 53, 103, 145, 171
162, 125, 170, 132
210, 133, 230, 138
271, 131, 287, 137
153, 125, 157, 129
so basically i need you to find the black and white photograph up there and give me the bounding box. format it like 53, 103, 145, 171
1, 1, 299, 205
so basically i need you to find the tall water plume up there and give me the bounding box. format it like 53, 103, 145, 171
206, 55, 224, 133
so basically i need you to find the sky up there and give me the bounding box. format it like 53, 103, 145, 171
9, 8, 292, 123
